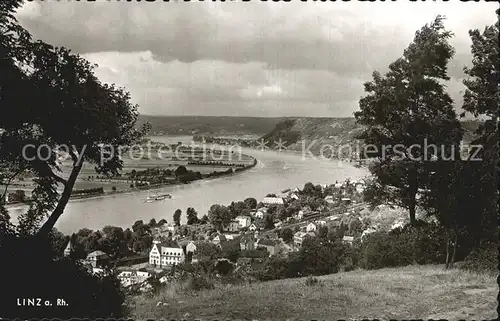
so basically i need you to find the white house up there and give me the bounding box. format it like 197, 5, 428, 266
212, 234, 235, 246
290, 193, 300, 200
235, 215, 252, 228
248, 223, 258, 231
316, 220, 327, 226
342, 236, 354, 245
223, 220, 240, 233
361, 227, 378, 241
327, 215, 340, 221
341, 198, 352, 205
295, 210, 304, 221
293, 231, 306, 247
306, 222, 317, 232
262, 197, 284, 206
254, 210, 265, 219
294, 231, 316, 248
86, 250, 109, 268
149, 240, 185, 268
63, 240, 73, 257
324, 195, 335, 204
186, 241, 197, 254
355, 184, 365, 194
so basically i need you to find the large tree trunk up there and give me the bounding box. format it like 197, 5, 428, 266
37, 163, 83, 236
408, 169, 418, 226
409, 202, 416, 226
450, 230, 458, 267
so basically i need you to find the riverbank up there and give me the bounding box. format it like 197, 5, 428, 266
193, 135, 370, 169
4, 157, 258, 208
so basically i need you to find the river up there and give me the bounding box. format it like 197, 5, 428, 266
7, 136, 368, 234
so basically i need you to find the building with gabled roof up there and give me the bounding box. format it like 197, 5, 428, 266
86, 250, 109, 268
149, 239, 185, 268
262, 197, 284, 206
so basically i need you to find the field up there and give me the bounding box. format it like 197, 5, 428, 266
130, 265, 497, 320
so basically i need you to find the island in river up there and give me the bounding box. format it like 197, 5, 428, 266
2, 136, 257, 204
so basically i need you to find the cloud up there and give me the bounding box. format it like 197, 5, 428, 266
15, 1, 499, 117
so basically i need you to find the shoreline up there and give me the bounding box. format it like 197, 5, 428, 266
4, 157, 258, 208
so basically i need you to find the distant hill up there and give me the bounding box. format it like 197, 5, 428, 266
261, 117, 483, 157
137, 115, 483, 153
137, 115, 286, 136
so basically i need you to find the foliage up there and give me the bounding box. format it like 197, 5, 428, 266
244, 197, 258, 209
359, 223, 446, 270
0, 232, 127, 319
354, 16, 463, 225
173, 209, 182, 226
215, 259, 234, 276
208, 204, 232, 232
186, 207, 199, 225
305, 275, 320, 286
0, 2, 150, 236
461, 243, 498, 274
72, 187, 104, 195
280, 228, 294, 243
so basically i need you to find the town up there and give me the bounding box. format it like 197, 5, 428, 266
63, 178, 381, 294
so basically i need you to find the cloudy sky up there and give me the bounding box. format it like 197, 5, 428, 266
15, 1, 497, 118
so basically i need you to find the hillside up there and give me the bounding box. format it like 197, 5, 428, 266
131, 265, 497, 320
262, 117, 483, 157
137, 115, 286, 136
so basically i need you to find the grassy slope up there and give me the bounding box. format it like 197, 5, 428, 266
131, 265, 497, 320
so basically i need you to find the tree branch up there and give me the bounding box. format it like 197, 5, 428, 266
0, 169, 24, 201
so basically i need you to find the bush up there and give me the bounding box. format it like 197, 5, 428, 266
185, 273, 215, 292
359, 222, 447, 270
360, 231, 414, 270
0, 234, 127, 319
305, 275, 319, 286
461, 243, 498, 274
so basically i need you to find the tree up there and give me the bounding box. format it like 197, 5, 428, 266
281, 228, 294, 243
101, 226, 127, 259
228, 201, 247, 219
354, 16, 463, 225
199, 214, 209, 225
131, 220, 144, 234
302, 182, 316, 196
460, 8, 499, 245
208, 204, 231, 232
173, 209, 182, 226
318, 225, 329, 239
158, 219, 167, 226
244, 197, 258, 209
423, 11, 500, 266
0, 20, 150, 236
186, 207, 199, 225
149, 218, 157, 227
264, 214, 275, 230
196, 241, 222, 262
